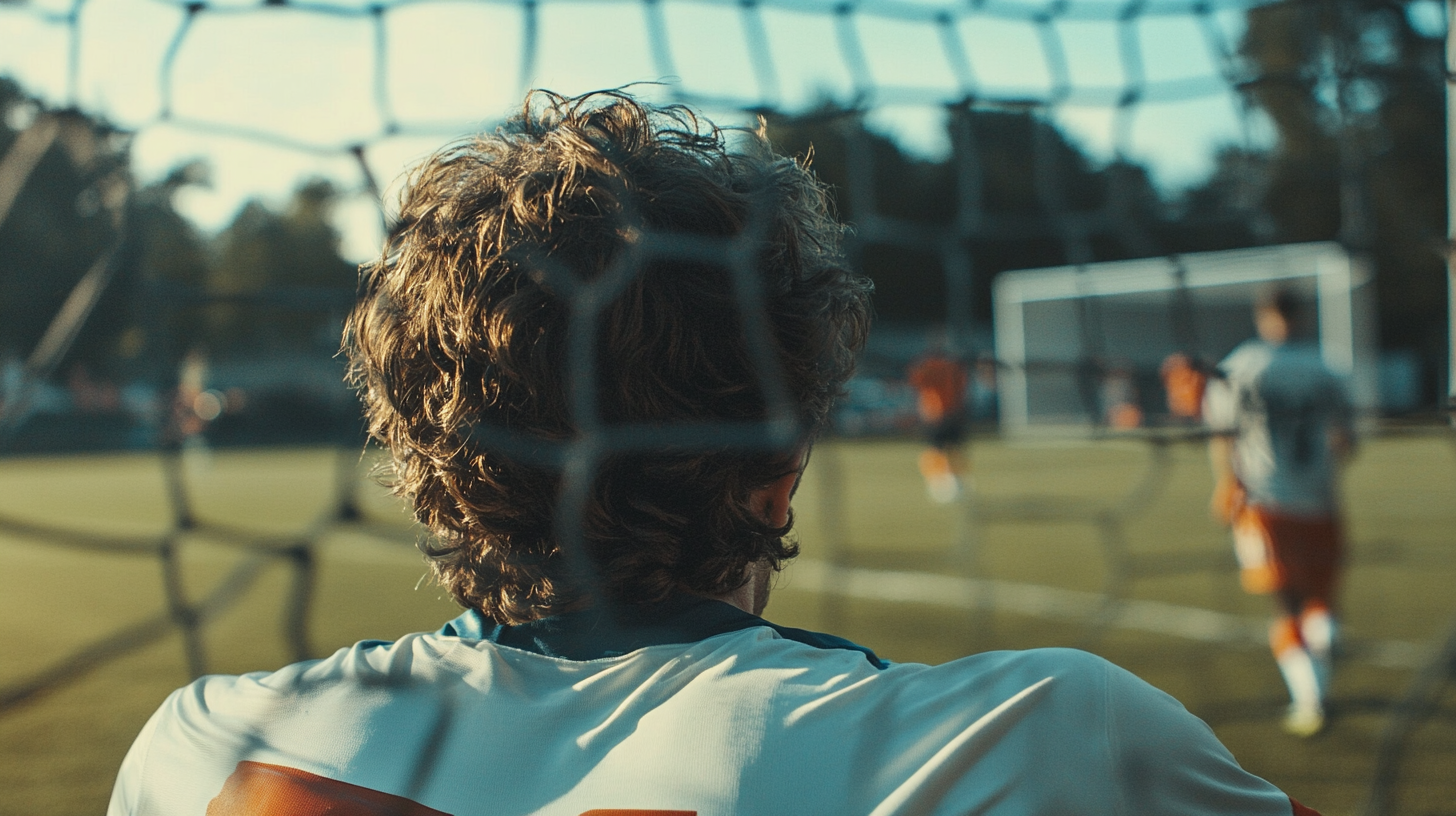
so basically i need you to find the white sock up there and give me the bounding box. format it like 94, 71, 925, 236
1301, 609, 1336, 697
1301, 608, 1334, 655
1276, 647, 1323, 714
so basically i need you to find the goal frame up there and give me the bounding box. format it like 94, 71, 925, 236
993, 241, 1378, 430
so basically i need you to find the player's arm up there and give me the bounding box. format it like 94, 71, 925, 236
1206, 434, 1242, 524
1201, 376, 1242, 524
1326, 375, 1356, 463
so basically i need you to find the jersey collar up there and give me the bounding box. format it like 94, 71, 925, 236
437, 594, 887, 669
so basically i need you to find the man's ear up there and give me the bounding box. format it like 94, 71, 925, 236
749, 469, 798, 529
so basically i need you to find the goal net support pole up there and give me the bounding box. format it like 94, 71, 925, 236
1447, 0, 1456, 417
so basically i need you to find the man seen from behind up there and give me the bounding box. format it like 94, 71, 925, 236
111, 90, 1324, 816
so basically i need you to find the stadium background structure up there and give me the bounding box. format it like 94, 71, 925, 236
0, 0, 1453, 814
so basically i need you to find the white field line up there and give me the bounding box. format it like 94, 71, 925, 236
13, 529, 1422, 671
786, 560, 1430, 670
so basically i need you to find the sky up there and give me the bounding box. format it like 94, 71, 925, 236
0, 0, 1397, 264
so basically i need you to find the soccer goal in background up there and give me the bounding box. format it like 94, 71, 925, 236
993, 241, 1379, 429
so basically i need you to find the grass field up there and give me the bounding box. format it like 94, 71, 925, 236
2, 435, 1454, 815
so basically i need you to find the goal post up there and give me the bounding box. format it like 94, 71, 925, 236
993, 242, 1378, 430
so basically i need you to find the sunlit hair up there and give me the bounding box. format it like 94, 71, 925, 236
344, 90, 871, 624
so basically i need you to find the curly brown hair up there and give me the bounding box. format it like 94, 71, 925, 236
344, 90, 871, 624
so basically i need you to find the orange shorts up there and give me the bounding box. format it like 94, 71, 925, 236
1232, 505, 1343, 602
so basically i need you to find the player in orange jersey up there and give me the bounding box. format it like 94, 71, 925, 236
1203, 288, 1354, 738
907, 339, 970, 503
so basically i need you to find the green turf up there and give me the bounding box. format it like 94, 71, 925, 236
2, 436, 1454, 815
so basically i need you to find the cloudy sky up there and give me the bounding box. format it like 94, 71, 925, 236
0, 0, 1321, 263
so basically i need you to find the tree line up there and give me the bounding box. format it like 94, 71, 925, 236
765, 0, 1445, 386
0, 0, 1446, 403
0, 76, 356, 390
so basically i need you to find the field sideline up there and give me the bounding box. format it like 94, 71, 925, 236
1, 435, 1454, 815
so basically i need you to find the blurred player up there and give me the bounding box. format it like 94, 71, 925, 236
1100, 364, 1143, 430
907, 337, 969, 502
160, 346, 221, 476
1203, 287, 1354, 738
969, 353, 1000, 424
164, 347, 209, 445
112, 91, 1323, 816
1161, 351, 1208, 421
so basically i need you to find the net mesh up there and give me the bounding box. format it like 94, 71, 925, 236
0, 0, 1452, 813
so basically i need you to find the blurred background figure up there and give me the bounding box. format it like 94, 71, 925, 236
163, 347, 217, 459
1161, 352, 1209, 422
1100, 364, 1144, 430
1203, 287, 1355, 738
969, 355, 1000, 426
907, 332, 969, 504
66, 364, 120, 414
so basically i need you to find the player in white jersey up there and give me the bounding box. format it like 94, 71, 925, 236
112, 90, 1323, 816
1203, 288, 1354, 738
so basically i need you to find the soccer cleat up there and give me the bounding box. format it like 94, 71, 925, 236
1282, 705, 1326, 738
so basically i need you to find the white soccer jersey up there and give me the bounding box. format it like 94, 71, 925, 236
1203, 340, 1353, 516
110, 598, 1304, 816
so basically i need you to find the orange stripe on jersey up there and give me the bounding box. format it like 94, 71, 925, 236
1290, 796, 1324, 816
207, 761, 452, 816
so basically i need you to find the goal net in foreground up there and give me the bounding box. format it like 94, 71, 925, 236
0, 0, 1452, 814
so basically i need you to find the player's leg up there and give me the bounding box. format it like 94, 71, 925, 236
919, 421, 965, 504
1270, 591, 1325, 737
1296, 516, 1343, 714
1299, 599, 1336, 698
1241, 506, 1325, 736
1265, 510, 1345, 737
918, 445, 960, 504
946, 444, 969, 491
